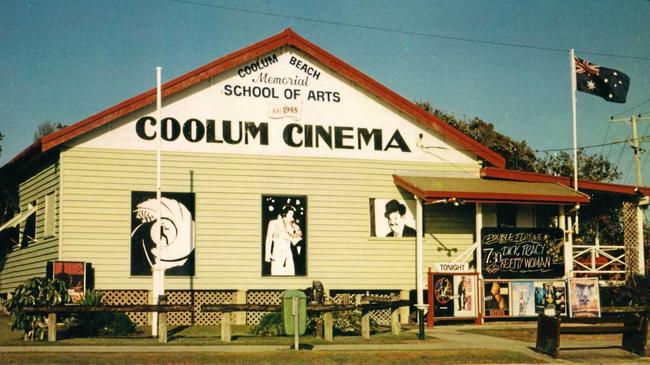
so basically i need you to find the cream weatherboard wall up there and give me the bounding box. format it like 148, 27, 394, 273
0, 160, 60, 294
59, 148, 477, 291
56, 44, 483, 292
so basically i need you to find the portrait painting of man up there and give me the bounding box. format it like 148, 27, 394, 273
369, 198, 417, 237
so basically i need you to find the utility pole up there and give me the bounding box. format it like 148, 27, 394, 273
610, 114, 650, 186
610, 113, 649, 277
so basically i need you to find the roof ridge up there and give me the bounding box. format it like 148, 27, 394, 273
13, 28, 505, 169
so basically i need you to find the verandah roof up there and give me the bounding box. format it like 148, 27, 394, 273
393, 175, 590, 205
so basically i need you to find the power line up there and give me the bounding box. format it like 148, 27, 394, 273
168, 0, 650, 62
534, 135, 650, 153
610, 97, 650, 117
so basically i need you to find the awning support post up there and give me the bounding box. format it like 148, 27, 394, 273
415, 197, 426, 340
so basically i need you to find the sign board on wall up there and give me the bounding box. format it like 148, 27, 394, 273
52, 261, 86, 303
369, 198, 416, 237
74, 49, 476, 166
434, 263, 469, 272
534, 281, 567, 316
261, 195, 307, 276
483, 280, 511, 318
431, 273, 478, 318
131, 192, 196, 276
568, 278, 600, 318
481, 227, 565, 279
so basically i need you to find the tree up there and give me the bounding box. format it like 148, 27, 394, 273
416, 101, 626, 248
416, 101, 537, 171
535, 150, 621, 182
33, 121, 66, 142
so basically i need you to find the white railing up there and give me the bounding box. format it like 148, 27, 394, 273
572, 244, 626, 281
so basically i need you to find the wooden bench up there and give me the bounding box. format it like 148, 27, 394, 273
535, 313, 648, 358
202, 299, 409, 342
23, 299, 193, 343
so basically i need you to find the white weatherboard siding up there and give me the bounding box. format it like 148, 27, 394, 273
0, 161, 60, 293
58, 44, 481, 291
60, 148, 477, 291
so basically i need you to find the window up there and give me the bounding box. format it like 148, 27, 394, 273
20, 201, 36, 247
44, 193, 55, 237
496, 204, 516, 228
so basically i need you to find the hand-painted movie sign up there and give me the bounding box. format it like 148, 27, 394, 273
131, 192, 195, 276
261, 195, 307, 277
481, 227, 564, 279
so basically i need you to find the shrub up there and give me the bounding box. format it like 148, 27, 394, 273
64, 290, 136, 337
3, 277, 70, 341
333, 309, 379, 336
603, 274, 650, 312
251, 311, 284, 336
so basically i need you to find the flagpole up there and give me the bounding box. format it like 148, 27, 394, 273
570, 49, 579, 192
152, 66, 163, 337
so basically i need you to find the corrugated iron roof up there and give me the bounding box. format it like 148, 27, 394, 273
394, 175, 589, 204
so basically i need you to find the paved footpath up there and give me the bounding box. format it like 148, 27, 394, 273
1, 324, 648, 364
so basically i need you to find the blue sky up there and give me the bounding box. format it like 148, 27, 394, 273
2, 0, 650, 184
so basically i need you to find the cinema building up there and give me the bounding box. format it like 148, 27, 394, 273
0, 29, 645, 325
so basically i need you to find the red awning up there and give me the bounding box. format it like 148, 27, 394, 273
394, 175, 589, 205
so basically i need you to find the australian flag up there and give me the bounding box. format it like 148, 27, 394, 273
574, 56, 629, 103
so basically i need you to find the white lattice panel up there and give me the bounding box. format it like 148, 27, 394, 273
166, 290, 234, 325
100, 290, 149, 325
246, 290, 282, 325
623, 201, 640, 279
331, 290, 397, 326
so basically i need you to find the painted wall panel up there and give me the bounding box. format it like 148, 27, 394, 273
61, 148, 478, 291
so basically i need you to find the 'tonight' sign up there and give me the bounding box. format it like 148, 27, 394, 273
481, 227, 564, 279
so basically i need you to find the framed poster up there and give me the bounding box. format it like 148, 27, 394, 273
484, 280, 510, 318
481, 227, 565, 279
369, 198, 416, 237
534, 281, 567, 316
453, 274, 477, 317
511, 281, 536, 317
131, 192, 195, 276
569, 278, 600, 318
433, 274, 454, 317
262, 195, 307, 276
53, 261, 85, 303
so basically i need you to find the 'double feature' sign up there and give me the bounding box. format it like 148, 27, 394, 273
481, 227, 565, 279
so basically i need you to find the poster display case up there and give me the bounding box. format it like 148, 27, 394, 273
427, 269, 479, 326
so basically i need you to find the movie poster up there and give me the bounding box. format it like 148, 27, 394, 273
534, 281, 567, 315
433, 274, 454, 317
262, 195, 307, 276
53, 261, 85, 303
511, 281, 535, 317
484, 281, 510, 317
131, 192, 195, 276
569, 278, 600, 318
453, 275, 477, 317
369, 198, 416, 237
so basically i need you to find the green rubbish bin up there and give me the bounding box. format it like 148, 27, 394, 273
282, 290, 307, 335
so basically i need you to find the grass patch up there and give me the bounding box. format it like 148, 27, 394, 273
0, 350, 544, 365
461, 327, 650, 344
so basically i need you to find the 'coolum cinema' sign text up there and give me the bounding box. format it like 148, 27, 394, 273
77, 50, 475, 164
134, 54, 409, 153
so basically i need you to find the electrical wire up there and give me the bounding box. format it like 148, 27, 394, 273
610, 98, 650, 117
168, 0, 650, 62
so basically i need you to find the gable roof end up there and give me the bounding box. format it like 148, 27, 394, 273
34, 28, 505, 168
